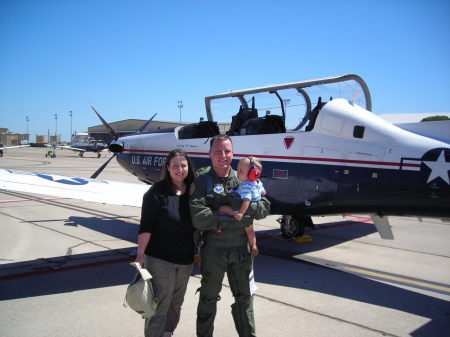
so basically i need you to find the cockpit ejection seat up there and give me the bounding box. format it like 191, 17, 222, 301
305, 97, 328, 131
226, 98, 258, 136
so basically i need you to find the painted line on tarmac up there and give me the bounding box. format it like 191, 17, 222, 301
298, 255, 450, 295
0, 197, 72, 203
0, 208, 137, 281
0, 255, 134, 281
0, 190, 141, 281
0, 189, 140, 225
256, 216, 373, 241
190, 272, 401, 337
38, 198, 141, 225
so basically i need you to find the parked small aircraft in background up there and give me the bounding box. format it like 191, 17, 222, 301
48, 134, 108, 158
0, 144, 30, 157
1, 74, 449, 239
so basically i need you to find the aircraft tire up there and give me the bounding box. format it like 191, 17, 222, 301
280, 215, 310, 238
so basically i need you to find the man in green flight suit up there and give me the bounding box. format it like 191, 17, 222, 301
189, 135, 271, 337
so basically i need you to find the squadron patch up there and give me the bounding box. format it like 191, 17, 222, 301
213, 184, 224, 194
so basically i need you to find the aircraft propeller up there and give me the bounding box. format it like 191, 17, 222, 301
90, 154, 116, 179
89, 106, 157, 179
136, 113, 157, 133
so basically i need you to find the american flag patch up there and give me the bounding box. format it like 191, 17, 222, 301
273, 169, 288, 179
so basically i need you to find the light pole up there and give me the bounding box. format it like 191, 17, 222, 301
177, 100, 183, 124
69, 111, 73, 142
282, 98, 291, 113
26, 117, 29, 144
54, 113, 58, 143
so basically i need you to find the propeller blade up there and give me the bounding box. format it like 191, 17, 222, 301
90, 154, 116, 179
90, 105, 119, 140
137, 113, 158, 133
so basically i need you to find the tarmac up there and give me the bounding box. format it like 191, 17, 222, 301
1, 147, 449, 337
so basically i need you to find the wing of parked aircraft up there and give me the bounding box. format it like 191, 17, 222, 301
0, 168, 149, 207
0, 144, 30, 150
48, 144, 88, 152
49, 144, 109, 153
46, 143, 109, 157
0, 144, 30, 157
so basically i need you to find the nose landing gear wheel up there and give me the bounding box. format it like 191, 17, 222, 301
278, 215, 312, 238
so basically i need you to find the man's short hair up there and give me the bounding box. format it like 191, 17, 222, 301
209, 134, 233, 150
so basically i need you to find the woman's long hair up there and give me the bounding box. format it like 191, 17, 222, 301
160, 149, 196, 192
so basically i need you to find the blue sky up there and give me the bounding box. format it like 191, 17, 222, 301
1, 0, 449, 142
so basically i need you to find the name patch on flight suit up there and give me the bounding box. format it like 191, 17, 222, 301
213, 184, 224, 194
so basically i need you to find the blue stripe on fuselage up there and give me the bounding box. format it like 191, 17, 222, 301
116, 153, 450, 217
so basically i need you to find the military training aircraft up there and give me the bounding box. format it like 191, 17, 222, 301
1, 74, 449, 239
48, 134, 108, 158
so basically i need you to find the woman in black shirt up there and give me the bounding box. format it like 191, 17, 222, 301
136, 149, 195, 337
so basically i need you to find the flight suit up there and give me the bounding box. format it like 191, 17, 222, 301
190, 168, 270, 337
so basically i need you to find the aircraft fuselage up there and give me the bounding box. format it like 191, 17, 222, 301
112, 99, 450, 219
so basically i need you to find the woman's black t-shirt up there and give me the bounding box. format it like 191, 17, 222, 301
139, 181, 194, 265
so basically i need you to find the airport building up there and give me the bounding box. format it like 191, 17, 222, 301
88, 119, 230, 142
0, 128, 29, 146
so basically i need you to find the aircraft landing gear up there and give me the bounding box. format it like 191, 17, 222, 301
97, 152, 101, 158
278, 215, 313, 238
78, 152, 84, 157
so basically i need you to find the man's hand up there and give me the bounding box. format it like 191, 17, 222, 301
250, 244, 259, 257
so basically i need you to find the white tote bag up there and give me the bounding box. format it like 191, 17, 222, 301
124, 262, 159, 319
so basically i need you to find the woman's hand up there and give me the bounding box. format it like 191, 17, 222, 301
136, 232, 151, 267
135, 254, 145, 267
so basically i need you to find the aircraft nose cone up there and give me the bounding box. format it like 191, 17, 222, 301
109, 141, 123, 153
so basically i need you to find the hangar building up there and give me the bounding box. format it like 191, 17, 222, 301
88, 119, 230, 142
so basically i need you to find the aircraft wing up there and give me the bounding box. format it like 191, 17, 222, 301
63, 146, 87, 152
0, 145, 30, 150
47, 144, 87, 152
396, 120, 450, 144
0, 169, 150, 207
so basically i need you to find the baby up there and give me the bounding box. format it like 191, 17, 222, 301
219, 156, 266, 257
